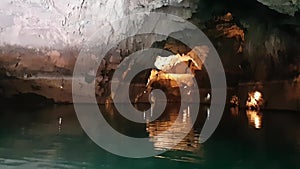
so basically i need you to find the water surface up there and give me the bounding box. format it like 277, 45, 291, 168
0, 104, 299, 169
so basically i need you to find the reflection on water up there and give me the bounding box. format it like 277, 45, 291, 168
146, 105, 200, 152
246, 110, 263, 129
0, 104, 299, 169
103, 103, 201, 155
58, 116, 63, 133
230, 107, 262, 129
230, 107, 239, 116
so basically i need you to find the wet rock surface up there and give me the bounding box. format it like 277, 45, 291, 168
0, 0, 299, 111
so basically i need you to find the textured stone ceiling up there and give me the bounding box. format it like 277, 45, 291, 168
0, 0, 198, 48
0, 0, 299, 48
257, 0, 300, 16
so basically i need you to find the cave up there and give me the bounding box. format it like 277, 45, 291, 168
1, 0, 299, 110
0, 0, 299, 168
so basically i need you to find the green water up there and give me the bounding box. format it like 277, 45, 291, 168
0, 104, 299, 169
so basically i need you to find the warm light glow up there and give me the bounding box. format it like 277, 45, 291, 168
146, 69, 195, 88
146, 47, 209, 90
146, 105, 199, 152
254, 91, 262, 101
254, 115, 260, 129
246, 91, 263, 110
154, 54, 200, 71
246, 110, 262, 129
230, 95, 239, 106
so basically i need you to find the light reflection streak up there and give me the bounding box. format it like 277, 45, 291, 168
246, 110, 263, 129
230, 107, 239, 116
58, 116, 62, 133
146, 104, 200, 152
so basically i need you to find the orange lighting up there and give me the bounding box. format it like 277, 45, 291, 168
246, 110, 262, 129
146, 69, 195, 88
246, 91, 263, 110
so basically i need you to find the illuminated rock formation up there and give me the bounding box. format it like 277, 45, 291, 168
0, 0, 299, 110
205, 12, 245, 54
246, 91, 264, 110
146, 46, 208, 90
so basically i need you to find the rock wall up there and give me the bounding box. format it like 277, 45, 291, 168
0, 0, 299, 108
257, 0, 300, 16
0, 0, 199, 48
194, 0, 300, 81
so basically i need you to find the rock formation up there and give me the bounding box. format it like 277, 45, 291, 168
257, 0, 300, 16
0, 0, 299, 109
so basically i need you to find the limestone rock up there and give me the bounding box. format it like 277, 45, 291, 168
206, 12, 245, 53
0, 0, 200, 48
257, 0, 300, 16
